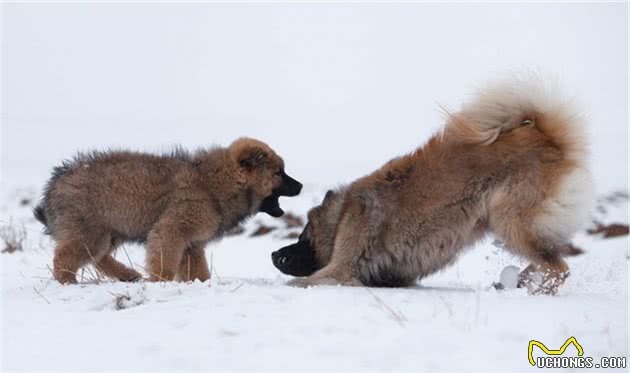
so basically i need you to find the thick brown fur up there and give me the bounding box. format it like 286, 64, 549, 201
36, 138, 300, 284
274, 76, 593, 295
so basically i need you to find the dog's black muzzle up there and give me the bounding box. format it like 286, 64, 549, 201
275, 171, 302, 197
259, 171, 303, 217
271, 239, 318, 277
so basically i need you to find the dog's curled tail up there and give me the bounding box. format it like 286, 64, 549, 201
444, 73, 588, 162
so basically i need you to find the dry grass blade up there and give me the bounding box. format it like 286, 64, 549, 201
120, 246, 135, 270
186, 254, 191, 282
366, 288, 407, 326
208, 251, 217, 287
83, 244, 106, 282
33, 286, 51, 304
135, 263, 168, 282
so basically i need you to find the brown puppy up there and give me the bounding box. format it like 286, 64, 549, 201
272, 76, 593, 295
35, 138, 302, 284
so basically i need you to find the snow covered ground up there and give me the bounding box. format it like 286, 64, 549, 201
0, 187, 628, 372
1, 2, 628, 372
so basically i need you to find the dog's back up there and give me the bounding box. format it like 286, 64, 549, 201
35, 150, 191, 239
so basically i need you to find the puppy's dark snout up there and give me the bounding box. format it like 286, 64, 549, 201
290, 176, 303, 195
276, 171, 302, 197
294, 181, 303, 195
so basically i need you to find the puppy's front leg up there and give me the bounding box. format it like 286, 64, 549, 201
146, 204, 218, 282
176, 242, 210, 282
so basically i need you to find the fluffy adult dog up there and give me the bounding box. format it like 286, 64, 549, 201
35, 138, 302, 284
272, 76, 593, 294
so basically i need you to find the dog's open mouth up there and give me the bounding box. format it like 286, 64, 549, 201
259, 171, 303, 217
259, 194, 284, 217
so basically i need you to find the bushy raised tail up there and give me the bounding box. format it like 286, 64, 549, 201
444, 73, 588, 163
445, 73, 593, 245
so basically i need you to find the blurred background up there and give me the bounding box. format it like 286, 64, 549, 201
2, 2, 627, 193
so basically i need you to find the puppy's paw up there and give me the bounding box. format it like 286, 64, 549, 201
118, 269, 143, 282
54, 270, 78, 285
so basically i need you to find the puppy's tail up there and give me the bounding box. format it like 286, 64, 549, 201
444, 73, 588, 162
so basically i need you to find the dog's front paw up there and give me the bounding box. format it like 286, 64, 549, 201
287, 277, 311, 288
287, 276, 348, 287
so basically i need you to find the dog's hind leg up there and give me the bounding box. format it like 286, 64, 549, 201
515, 254, 569, 295
493, 232, 571, 295
490, 194, 572, 295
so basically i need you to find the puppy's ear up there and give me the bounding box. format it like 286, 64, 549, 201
323, 190, 335, 202
238, 147, 267, 169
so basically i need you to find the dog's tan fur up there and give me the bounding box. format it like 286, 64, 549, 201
290, 76, 593, 294
37, 138, 289, 284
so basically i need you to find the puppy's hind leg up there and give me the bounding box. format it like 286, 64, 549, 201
53, 239, 87, 284
97, 255, 142, 282
52, 226, 111, 284
93, 237, 142, 282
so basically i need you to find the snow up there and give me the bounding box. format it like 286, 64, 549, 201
1, 187, 628, 372
1, 2, 628, 372
499, 265, 520, 290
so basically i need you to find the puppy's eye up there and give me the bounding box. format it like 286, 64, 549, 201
275, 170, 282, 177
520, 119, 535, 127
